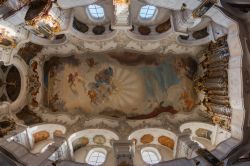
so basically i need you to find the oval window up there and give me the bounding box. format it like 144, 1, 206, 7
87, 4, 105, 20
139, 5, 157, 20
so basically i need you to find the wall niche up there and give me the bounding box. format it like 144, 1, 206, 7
192, 27, 209, 40
92, 25, 105, 35
138, 26, 151, 35
156, 19, 171, 33
73, 17, 89, 33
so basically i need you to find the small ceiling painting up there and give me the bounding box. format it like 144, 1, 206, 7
158, 136, 175, 150
33, 131, 50, 144
93, 135, 106, 145
140, 134, 154, 144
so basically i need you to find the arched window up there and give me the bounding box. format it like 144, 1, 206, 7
86, 148, 106, 166
141, 147, 161, 165
139, 5, 157, 20
87, 4, 105, 19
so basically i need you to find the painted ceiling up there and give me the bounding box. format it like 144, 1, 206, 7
42, 51, 198, 118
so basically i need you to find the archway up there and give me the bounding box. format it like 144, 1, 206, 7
68, 129, 119, 165
128, 128, 177, 165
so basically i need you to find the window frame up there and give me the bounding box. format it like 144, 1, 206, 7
138, 5, 158, 21
86, 148, 107, 166
141, 147, 161, 165
86, 4, 105, 21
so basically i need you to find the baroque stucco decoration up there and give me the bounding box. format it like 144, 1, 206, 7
0, 0, 247, 166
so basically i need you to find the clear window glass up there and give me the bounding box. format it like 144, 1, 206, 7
86, 148, 106, 166
139, 5, 157, 20
87, 4, 105, 19
141, 147, 161, 165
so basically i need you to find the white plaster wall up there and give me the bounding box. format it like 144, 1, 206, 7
11, 130, 30, 149
214, 126, 232, 145
74, 147, 88, 163
30, 139, 54, 154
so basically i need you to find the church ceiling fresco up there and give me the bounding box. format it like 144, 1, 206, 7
44, 51, 198, 118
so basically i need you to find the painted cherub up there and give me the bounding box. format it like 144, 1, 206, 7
68, 72, 78, 87
68, 72, 86, 92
